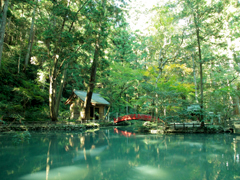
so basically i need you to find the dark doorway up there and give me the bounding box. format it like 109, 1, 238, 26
95, 108, 99, 120
90, 107, 94, 118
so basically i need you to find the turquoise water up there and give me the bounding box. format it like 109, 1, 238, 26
0, 128, 240, 180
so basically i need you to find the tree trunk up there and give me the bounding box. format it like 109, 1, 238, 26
5, 10, 11, 44
0, 0, 4, 10
18, 54, 21, 74
194, 12, 204, 122
192, 54, 198, 103
47, 0, 90, 122
49, 56, 59, 122
0, 0, 9, 69
103, 106, 110, 122
233, 97, 240, 115
24, 0, 37, 70
126, 95, 128, 115
55, 63, 68, 116
84, 40, 100, 120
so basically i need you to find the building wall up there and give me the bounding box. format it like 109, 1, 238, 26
70, 98, 107, 120
70, 98, 83, 120
95, 105, 105, 120
70, 99, 81, 119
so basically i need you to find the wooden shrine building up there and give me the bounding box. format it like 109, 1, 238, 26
65, 90, 110, 120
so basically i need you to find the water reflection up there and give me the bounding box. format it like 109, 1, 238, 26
19, 165, 88, 180
114, 128, 136, 137
0, 129, 240, 180
129, 165, 171, 180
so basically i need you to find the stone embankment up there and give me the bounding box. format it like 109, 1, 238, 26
0, 121, 99, 132
163, 124, 233, 134
142, 122, 234, 134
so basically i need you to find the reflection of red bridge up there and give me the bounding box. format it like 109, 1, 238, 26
114, 128, 135, 137
114, 114, 159, 123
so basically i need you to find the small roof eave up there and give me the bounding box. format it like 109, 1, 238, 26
65, 90, 110, 105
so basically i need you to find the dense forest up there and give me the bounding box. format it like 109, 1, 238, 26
0, 0, 240, 123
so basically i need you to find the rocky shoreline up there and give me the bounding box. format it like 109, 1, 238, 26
0, 120, 236, 134
163, 127, 234, 134
0, 121, 99, 132
138, 122, 235, 134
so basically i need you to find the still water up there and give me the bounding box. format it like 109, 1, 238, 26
0, 127, 240, 180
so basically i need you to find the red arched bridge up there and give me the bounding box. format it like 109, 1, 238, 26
114, 114, 160, 123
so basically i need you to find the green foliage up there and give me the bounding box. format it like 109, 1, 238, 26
204, 125, 224, 133
133, 121, 157, 133
58, 109, 71, 121
13, 80, 45, 104
0, 0, 240, 124
12, 131, 31, 145
0, 119, 6, 124
24, 106, 50, 121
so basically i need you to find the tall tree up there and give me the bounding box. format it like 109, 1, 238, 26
83, 0, 127, 120
143, 5, 185, 119
0, 0, 9, 69
45, 0, 91, 121
24, 0, 38, 70
174, 0, 227, 120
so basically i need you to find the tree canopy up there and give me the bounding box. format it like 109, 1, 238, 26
0, 0, 240, 123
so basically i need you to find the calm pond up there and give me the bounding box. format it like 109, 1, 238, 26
0, 127, 240, 180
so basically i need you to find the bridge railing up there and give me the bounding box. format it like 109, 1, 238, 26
114, 114, 154, 123
168, 122, 214, 129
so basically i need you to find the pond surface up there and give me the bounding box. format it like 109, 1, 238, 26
0, 127, 240, 180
